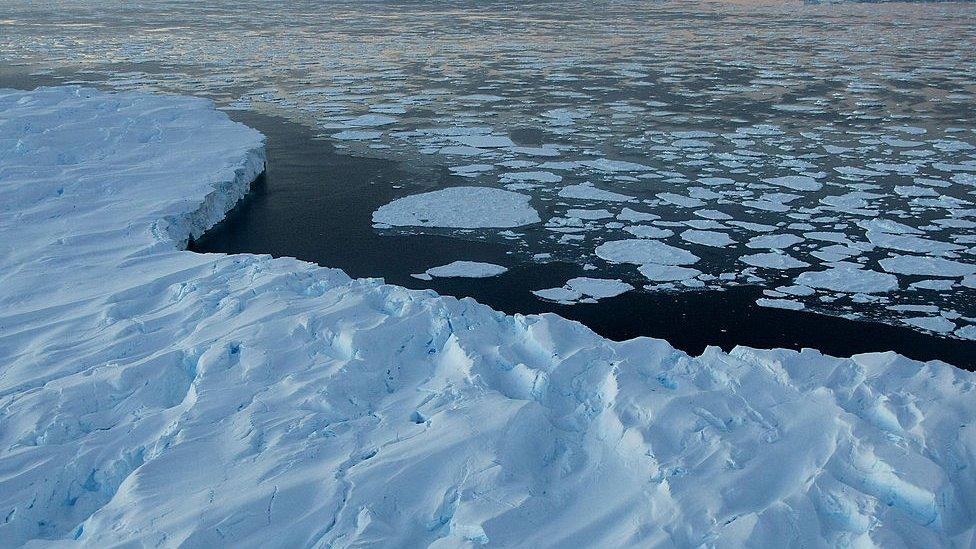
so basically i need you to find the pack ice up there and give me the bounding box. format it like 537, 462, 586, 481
2, 87, 975, 548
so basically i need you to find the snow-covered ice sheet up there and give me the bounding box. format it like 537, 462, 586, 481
2, 87, 976, 548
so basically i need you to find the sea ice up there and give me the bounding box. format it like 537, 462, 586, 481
747, 233, 805, 249
558, 183, 635, 202
762, 175, 824, 192
344, 113, 397, 127
332, 129, 383, 140
500, 171, 562, 183
452, 134, 516, 148
373, 187, 540, 228
903, 316, 956, 334
533, 277, 633, 303
625, 225, 674, 239
424, 261, 508, 278
680, 229, 736, 248
797, 266, 899, 293
756, 298, 806, 310
740, 252, 810, 270
879, 255, 976, 277
638, 264, 702, 282
595, 239, 700, 266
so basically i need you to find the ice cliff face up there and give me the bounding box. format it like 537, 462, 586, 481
1, 87, 974, 548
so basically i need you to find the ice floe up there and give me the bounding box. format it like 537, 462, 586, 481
741, 252, 811, 270
532, 277, 634, 304
373, 187, 540, 228
797, 266, 899, 294
879, 255, 976, 278
596, 239, 700, 266
419, 261, 508, 279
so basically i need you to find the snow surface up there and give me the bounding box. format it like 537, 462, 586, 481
3, 87, 976, 548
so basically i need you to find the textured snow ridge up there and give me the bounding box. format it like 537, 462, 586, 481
2, 87, 976, 548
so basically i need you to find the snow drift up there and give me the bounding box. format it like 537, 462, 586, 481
1, 87, 975, 547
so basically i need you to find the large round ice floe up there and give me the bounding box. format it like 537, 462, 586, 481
422, 260, 508, 278
762, 175, 823, 191
879, 255, 976, 278
796, 266, 899, 293
532, 277, 634, 304
638, 264, 702, 281
372, 186, 540, 228
740, 252, 810, 270
595, 238, 700, 266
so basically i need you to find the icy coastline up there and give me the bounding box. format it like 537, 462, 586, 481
2, 87, 975, 547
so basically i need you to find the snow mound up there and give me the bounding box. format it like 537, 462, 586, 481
2, 87, 975, 548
